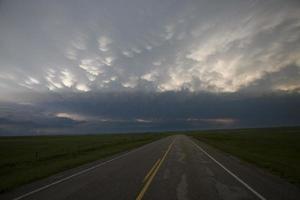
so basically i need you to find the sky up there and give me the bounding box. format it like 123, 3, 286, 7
0, 0, 300, 135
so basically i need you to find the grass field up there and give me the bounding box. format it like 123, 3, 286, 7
188, 127, 300, 186
0, 133, 166, 193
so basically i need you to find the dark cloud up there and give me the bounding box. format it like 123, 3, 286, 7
0, 0, 299, 134
0, 91, 299, 135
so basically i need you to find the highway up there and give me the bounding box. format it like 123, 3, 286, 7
1, 135, 300, 200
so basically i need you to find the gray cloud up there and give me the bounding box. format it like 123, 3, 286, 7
241, 64, 300, 93
0, 0, 300, 134
0, 91, 299, 135
0, 0, 299, 96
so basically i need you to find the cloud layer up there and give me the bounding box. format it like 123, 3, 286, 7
0, 91, 299, 135
0, 0, 299, 98
0, 0, 299, 134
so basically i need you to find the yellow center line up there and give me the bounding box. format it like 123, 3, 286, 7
143, 158, 161, 183
136, 138, 176, 200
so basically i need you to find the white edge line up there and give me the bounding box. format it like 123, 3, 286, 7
12, 139, 164, 200
189, 138, 267, 200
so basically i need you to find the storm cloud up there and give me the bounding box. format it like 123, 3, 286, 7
0, 0, 299, 135
0, 91, 299, 135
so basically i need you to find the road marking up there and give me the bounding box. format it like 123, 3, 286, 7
12, 139, 166, 200
189, 138, 267, 200
136, 138, 176, 200
143, 158, 161, 182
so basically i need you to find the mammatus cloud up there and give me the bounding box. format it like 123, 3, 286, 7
0, 0, 299, 98
0, 0, 299, 134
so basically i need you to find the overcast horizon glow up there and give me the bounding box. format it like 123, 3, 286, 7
0, 0, 299, 135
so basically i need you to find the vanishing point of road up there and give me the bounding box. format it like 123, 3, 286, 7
1, 135, 300, 200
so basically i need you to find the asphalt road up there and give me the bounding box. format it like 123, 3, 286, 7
1, 135, 300, 200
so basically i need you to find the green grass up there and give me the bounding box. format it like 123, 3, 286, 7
0, 133, 166, 193
187, 127, 300, 186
